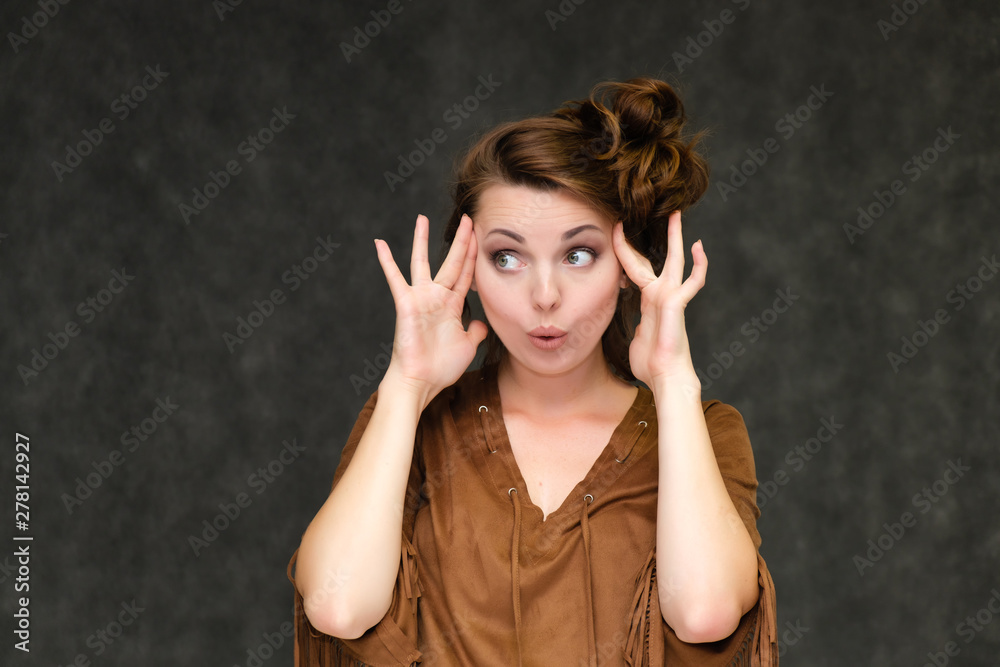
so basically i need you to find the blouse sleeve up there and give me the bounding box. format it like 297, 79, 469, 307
629, 400, 778, 667
704, 400, 778, 665
286, 388, 426, 667
677, 400, 778, 666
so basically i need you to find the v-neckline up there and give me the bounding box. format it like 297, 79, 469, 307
483, 366, 646, 523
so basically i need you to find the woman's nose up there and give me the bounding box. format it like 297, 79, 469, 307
531, 267, 560, 310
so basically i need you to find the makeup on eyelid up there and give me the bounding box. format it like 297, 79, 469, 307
487, 247, 599, 270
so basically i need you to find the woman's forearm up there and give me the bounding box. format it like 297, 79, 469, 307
294, 373, 427, 640
653, 373, 759, 644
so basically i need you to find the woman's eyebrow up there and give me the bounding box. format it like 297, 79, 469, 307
484, 224, 602, 244
561, 224, 602, 240
485, 228, 525, 243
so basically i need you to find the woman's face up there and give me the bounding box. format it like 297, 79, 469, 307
471, 183, 629, 376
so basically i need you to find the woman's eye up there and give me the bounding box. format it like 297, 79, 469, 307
492, 251, 522, 269
567, 248, 596, 266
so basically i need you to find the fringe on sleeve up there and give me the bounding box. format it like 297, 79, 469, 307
625, 548, 778, 666
624, 549, 664, 666
286, 541, 423, 667
752, 551, 778, 666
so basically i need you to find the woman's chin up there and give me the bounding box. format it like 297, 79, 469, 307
502, 340, 605, 376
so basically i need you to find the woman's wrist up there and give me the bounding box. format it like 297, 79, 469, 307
650, 370, 702, 401
379, 366, 434, 414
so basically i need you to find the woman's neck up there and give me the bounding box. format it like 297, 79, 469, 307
495, 350, 631, 421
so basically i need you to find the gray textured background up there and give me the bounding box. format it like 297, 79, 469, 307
1, 1, 999, 665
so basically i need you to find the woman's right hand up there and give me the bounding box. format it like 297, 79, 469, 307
373, 213, 488, 409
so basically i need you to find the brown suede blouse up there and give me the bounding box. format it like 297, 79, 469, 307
288, 363, 778, 666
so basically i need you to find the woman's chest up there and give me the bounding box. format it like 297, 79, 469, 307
504, 417, 620, 521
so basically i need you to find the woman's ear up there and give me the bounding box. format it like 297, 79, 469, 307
618, 269, 629, 291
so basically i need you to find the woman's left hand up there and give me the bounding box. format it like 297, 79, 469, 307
611, 210, 706, 389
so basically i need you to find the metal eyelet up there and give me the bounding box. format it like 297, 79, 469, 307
584, 494, 594, 504
616, 421, 648, 463
479, 405, 488, 412
508, 487, 517, 496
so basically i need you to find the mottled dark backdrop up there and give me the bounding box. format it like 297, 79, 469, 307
1, 1, 998, 665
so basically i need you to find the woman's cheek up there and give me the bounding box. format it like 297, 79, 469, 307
477, 275, 511, 323
579, 269, 619, 313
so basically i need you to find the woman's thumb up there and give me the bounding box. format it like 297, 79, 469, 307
467, 320, 489, 347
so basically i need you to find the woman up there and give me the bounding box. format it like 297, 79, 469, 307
288, 77, 777, 666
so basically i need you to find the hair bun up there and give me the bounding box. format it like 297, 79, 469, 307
593, 77, 685, 145
554, 77, 709, 233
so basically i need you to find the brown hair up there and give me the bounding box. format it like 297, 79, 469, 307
439, 76, 710, 382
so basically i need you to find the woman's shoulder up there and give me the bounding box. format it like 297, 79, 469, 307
700, 397, 747, 421
422, 365, 492, 416
699, 398, 756, 469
